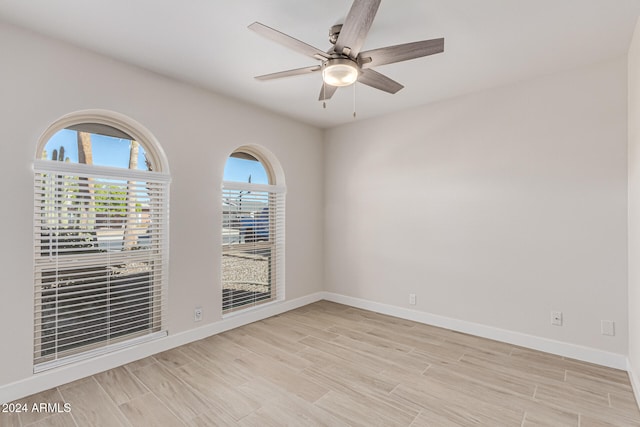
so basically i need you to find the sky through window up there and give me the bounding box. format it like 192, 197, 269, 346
43, 129, 149, 170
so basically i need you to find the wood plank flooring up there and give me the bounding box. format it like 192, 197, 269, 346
3, 301, 640, 426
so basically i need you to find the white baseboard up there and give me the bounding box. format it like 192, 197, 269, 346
0, 292, 324, 404
322, 292, 628, 370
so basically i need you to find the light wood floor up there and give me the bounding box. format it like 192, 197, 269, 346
4, 301, 640, 426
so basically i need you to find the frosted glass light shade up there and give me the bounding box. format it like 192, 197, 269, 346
322, 58, 358, 87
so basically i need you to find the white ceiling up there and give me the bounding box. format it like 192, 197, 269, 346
0, 0, 639, 128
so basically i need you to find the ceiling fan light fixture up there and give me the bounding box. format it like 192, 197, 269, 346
322, 58, 359, 87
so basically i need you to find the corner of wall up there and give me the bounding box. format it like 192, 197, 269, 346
627, 14, 640, 402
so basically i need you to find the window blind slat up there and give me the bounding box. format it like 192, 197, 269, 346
33, 164, 169, 370
221, 184, 284, 314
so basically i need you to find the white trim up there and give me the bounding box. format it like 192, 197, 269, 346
228, 144, 286, 186
221, 180, 286, 194
322, 292, 628, 370
0, 292, 323, 404
33, 159, 171, 182
36, 109, 170, 174
628, 359, 640, 408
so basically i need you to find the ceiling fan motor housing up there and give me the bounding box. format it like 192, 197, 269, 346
329, 24, 343, 45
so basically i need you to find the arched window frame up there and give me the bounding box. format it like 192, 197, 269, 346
32, 110, 170, 372
221, 145, 285, 315
35, 110, 169, 173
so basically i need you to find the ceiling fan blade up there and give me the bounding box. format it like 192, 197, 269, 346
249, 22, 329, 60
318, 83, 339, 101
357, 68, 404, 94
255, 65, 321, 81
359, 38, 444, 68
334, 0, 381, 58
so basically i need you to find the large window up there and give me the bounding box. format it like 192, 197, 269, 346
33, 115, 169, 372
222, 148, 285, 314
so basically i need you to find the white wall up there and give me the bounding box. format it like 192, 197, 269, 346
0, 21, 324, 401
628, 17, 640, 392
324, 56, 629, 360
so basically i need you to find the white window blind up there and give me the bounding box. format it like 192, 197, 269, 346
33, 160, 169, 372
222, 181, 285, 314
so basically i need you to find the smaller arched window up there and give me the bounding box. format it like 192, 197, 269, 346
33, 112, 170, 372
221, 147, 285, 314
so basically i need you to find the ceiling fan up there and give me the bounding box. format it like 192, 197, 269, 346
248, 0, 444, 101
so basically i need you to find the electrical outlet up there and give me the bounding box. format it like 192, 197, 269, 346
409, 293, 416, 305
551, 311, 562, 326
601, 320, 615, 336
194, 307, 203, 322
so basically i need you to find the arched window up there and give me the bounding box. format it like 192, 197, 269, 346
33, 111, 170, 372
222, 146, 285, 314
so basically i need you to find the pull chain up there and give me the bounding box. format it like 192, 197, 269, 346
353, 83, 357, 118
320, 81, 357, 116
323, 80, 327, 109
